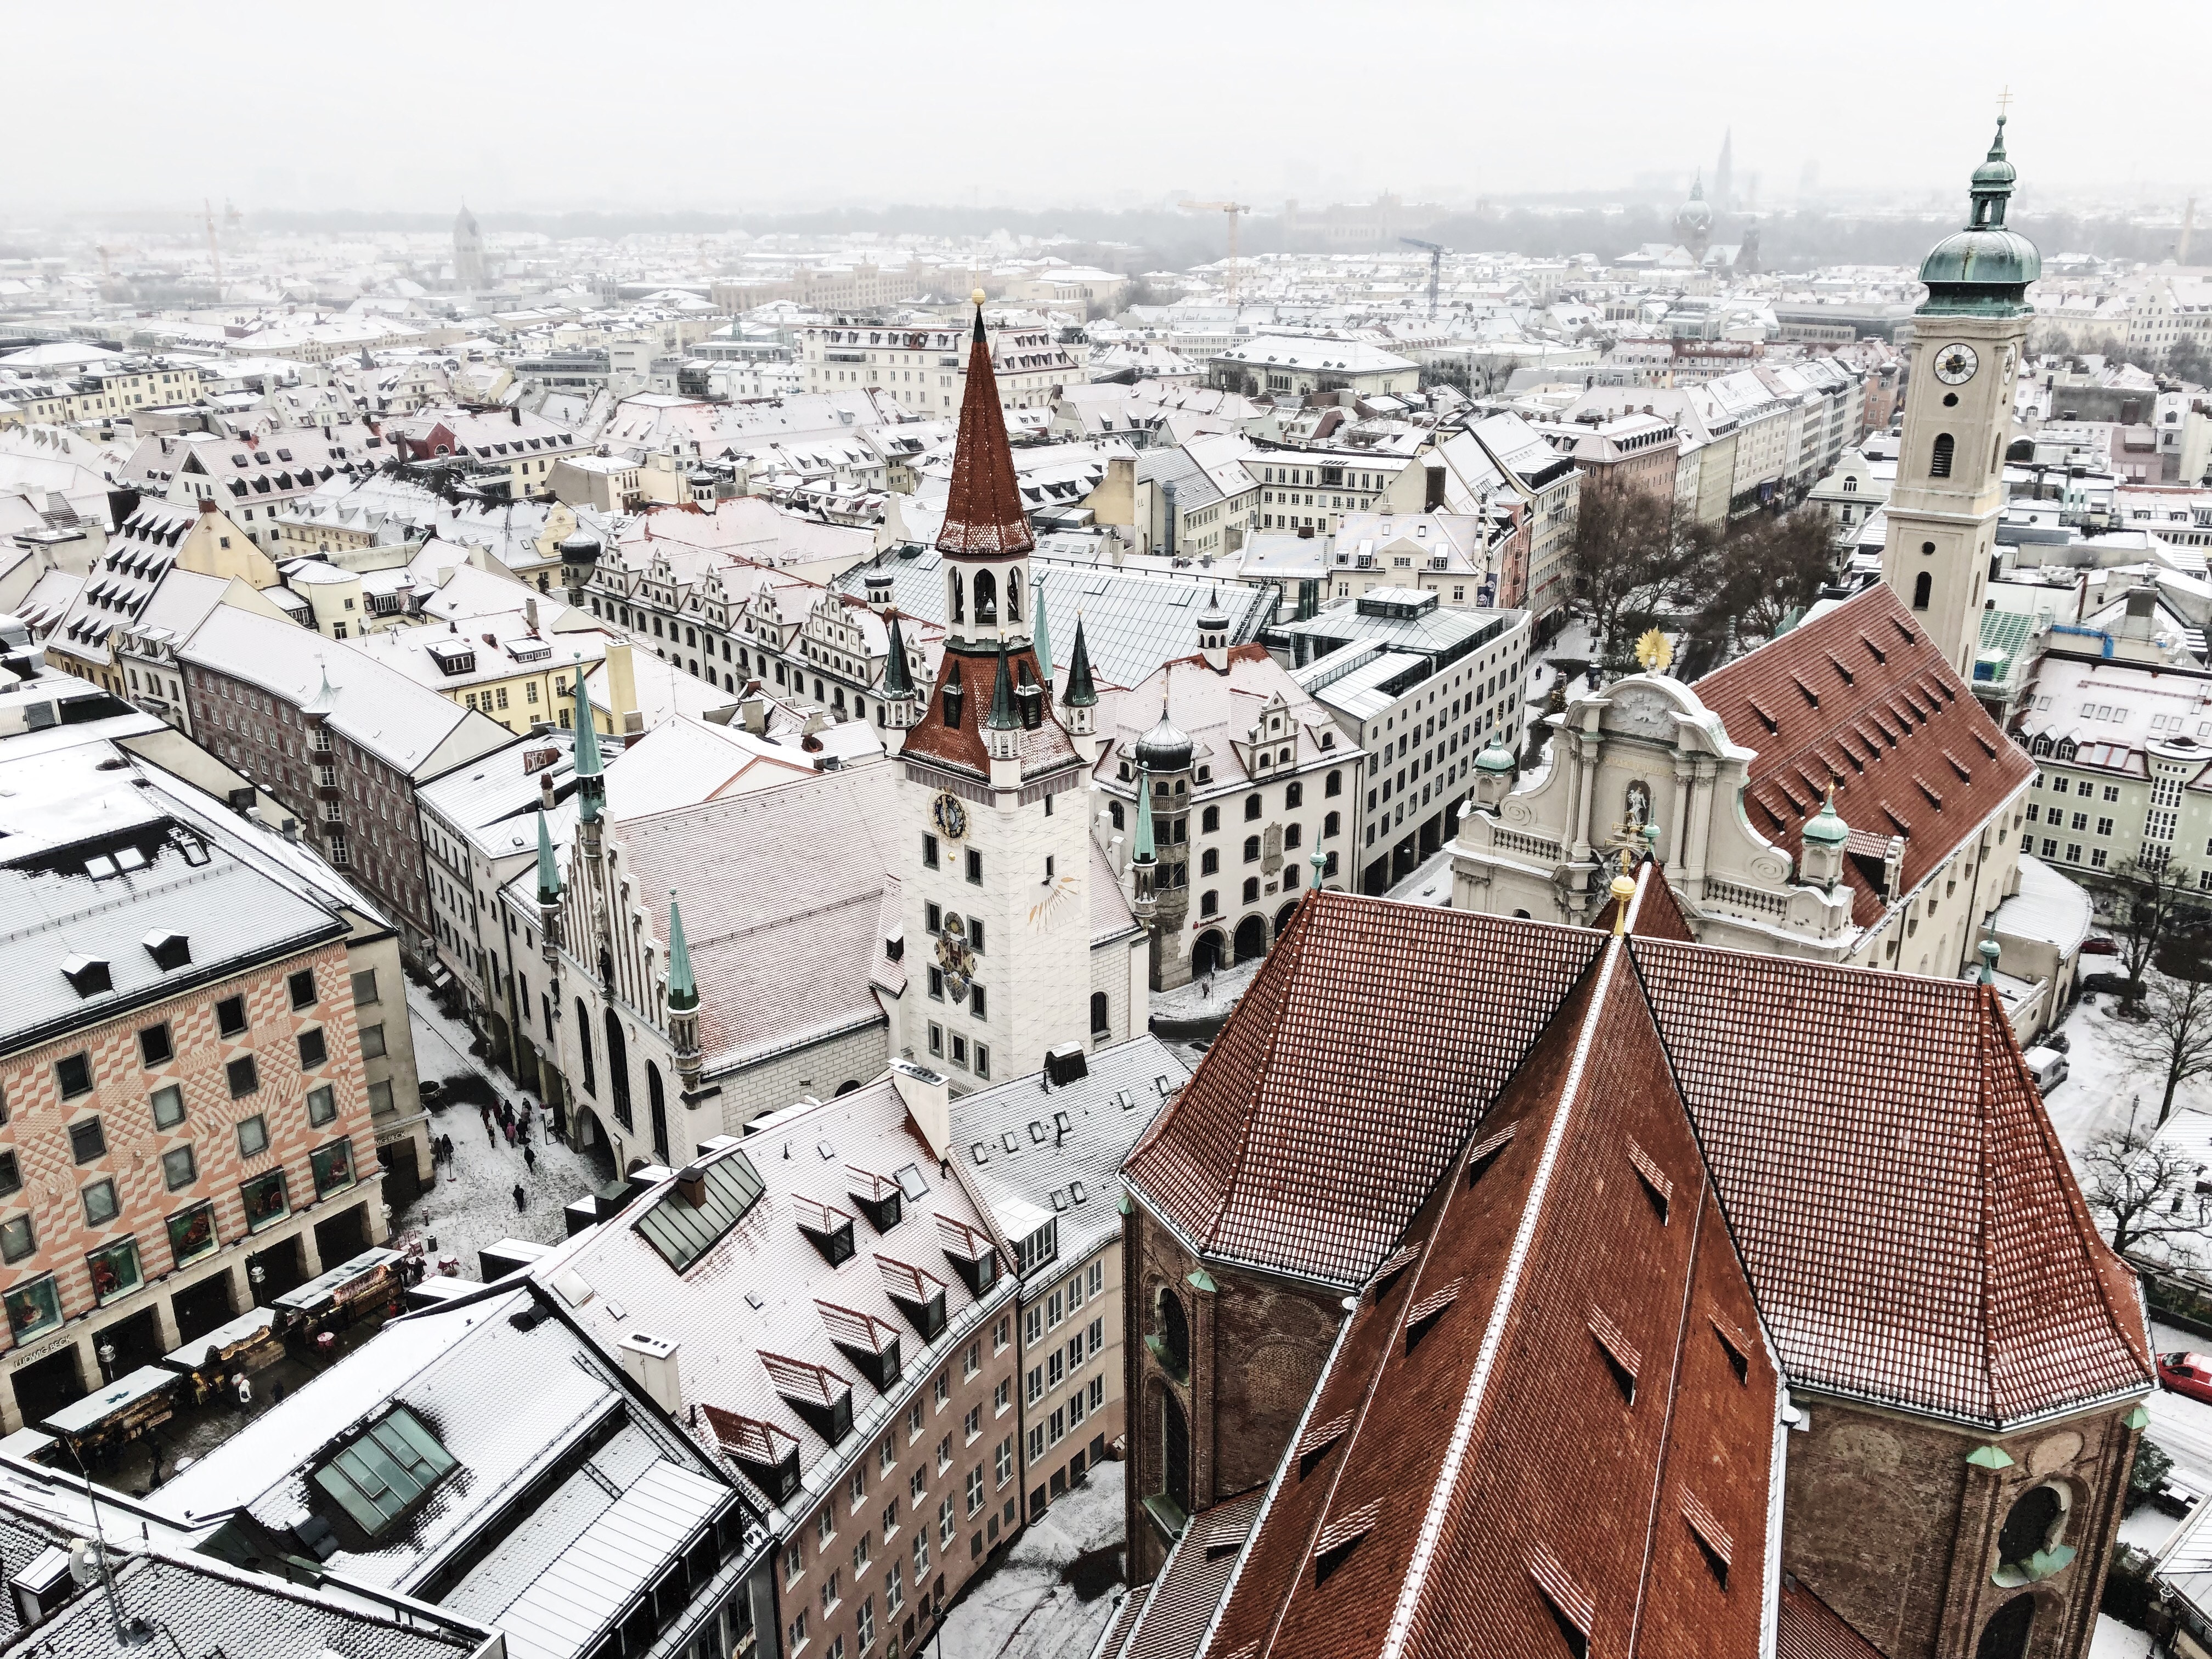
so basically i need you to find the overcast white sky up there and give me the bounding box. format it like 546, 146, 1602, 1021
8, 1, 2207, 219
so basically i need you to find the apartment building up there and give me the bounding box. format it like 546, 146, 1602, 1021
797, 318, 1080, 415
390, 406, 585, 501
1283, 589, 1532, 893
179, 607, 514, 968
120, 424, 387, 550
0, 743, 388, 1432
946, 1037, 1187, 1519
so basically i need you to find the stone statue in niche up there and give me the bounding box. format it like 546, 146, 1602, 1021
1624, 780, 1652, 832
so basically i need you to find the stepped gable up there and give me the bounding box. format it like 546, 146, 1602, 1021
1628, 934, 2152, 1427
1691, 584, 2032, 926
1122, 891, 1604, 1286
935, 303, 1035, 559
1206, 935, 1778, 1659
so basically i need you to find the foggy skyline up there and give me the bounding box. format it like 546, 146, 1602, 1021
7, 0, 2209, 222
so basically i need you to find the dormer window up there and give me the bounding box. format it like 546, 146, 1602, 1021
312, 1406, 455, 1539
794, 1195, 856, 1265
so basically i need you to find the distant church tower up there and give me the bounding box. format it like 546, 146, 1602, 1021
454, 204, 486, 291
896, 292, 1092, 1090
1674, 173, 1713, 263
1879, 118, 2038, 679
1714, 129, 1735, 213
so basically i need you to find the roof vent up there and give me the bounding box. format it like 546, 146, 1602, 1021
143, 930, 190, 972
1043, 1043, 1087, 1087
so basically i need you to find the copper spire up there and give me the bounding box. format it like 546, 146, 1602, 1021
935, 290, 1035, 561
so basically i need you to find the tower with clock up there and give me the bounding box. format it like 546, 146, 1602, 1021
894, 293, 1094, 1089
1879, 115, 2040, 679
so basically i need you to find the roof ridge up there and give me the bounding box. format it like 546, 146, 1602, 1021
1974, 981, 2002, 1424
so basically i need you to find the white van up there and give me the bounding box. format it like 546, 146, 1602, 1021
2023, 1046, 2069, 1093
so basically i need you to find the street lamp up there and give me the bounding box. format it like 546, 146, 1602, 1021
249, 1260, 266, 1306
96, 1339, 116, 1383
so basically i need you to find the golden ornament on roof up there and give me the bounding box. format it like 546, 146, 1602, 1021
1633, 628, 1674, 674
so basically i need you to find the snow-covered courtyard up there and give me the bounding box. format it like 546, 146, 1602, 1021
938, 1462, 1127, 1659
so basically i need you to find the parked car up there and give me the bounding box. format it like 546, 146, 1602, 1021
2022, 1046, 2069, 1093
2081, 972, 2137, 1000
2080, 936, 2118, 956
2160, 1351, 2212, 1404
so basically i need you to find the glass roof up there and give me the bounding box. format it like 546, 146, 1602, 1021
634, 1152, 767, 1273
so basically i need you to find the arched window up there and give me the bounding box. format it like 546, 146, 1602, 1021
646, 1060, 669, 1164
2031, 734, 2054, 757
1931, 432, 1956, 478
1109, 800, 1124, 830
1974, 1595, 2036, 1659
951, 572, 964, 624
1843, 476, 1858, 493
1325, 770, 1341, 797
974, 570, 997, 624
575, 998, 596, 1095
1243, 836, 1262, 863
1006, 569, 1022, 623
1090, 992, 1109, 1036
1244, 793, 1262, 821
1285, 780, 1304, 809
1242, 876, 1261, 904
605, 1009, 633, 1131
1284, 823, 1302, 849
1161, 1390, 1192, 1517
1997, 1487, 2063, 1576
1201, 848, 1219, 875
1200, 889, 1220, 917
1323, 811, 1340, 838
1156, 1288, 1190, 1378
1913, 571, 1932, 611
1201, 805, 1220, 834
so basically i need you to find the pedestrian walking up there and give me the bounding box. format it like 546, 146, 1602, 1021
235, 1374, 253, 1408
512, 1183, 527, 1214
524, 1143, 538, 1174
485, 1119, 498, 1148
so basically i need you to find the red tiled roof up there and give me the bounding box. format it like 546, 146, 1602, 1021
898, 641, 1080, 782
1628, 933, 2153, 1428
1777, 1577, 1888, 1659
1206, 934, 1778, 1659
936, 313, 1035, 560
1691, 586, 2033, 926
1124, 891, 1604, 1285
1126, 1492, 1265, 1659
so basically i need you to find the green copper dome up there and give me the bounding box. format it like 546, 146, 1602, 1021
1802, 787, 1849, 847
1475, 737, 1516, 775
1918, 117, 2039, 317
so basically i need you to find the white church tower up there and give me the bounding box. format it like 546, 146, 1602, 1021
454, 204, 487, 292
895, 293, 1092, 1090
1879, 117, 2039, 678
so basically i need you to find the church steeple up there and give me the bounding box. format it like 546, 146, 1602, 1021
535, 808, 562, 967
570, 654, 606, 860
665, 889, 702, 1091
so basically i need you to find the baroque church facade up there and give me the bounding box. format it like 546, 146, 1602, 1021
1452, 121, 2041, 988
1105, 128, 2142, 1659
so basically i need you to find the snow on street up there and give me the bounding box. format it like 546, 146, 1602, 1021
939, 1462, 1126, 1659
393, 979, 607, 1279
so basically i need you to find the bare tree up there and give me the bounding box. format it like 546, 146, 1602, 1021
1708, 509, 1836, 642
1568, 475, 1701, 659
2081, 1126, 2212, 1264
2108, 855, 2196, 1001
2119, 973, 2212, 1126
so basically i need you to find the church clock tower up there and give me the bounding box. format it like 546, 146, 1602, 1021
1880, 117, 2040, 678
896, 293, 1092, 1090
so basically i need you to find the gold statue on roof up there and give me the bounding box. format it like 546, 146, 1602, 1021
1633, 628, 1674, 675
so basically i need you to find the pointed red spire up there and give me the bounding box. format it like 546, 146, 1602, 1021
936, 291, 1035, 560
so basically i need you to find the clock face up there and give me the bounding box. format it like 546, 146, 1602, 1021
1932, 342, 1979, 386
931, 791, 967, 839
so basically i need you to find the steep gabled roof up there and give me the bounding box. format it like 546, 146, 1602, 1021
1123, 893, 1603, 1285
1692, 584, 2034, 927
1205, 931, 1778, 1659
1629, 933, 2152, 1429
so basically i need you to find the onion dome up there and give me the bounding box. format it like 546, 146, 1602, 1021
1675, 173, 1712, 233
1136, 703, 1193, 772
1475, 736, 1516, 775
557, 525, 601, 557
1198, 585, 1229, 629
1918, 118, 2040, 315
1803, 785, 1849, 848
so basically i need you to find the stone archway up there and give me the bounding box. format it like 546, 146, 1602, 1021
1233, 915, 1267, 963
1273, 901, 1299, 940
1191, 930, 1225, 978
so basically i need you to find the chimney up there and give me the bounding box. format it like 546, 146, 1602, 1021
604, 641, 639, 736
196, 497, 217, 516
524, 595, 539, 635
510, 404, 523, 426
890, 1057, 951, 1160
675, 1165, 707, 1207
616, 1330, 684, 1417
1424, 460, 1447, 511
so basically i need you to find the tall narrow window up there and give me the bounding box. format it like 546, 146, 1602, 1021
647, 1062, 669, 1164
576, 998, 596, 1094
1930, 432, 1955, 478
1913, 571, 1932, 611
605, 1011, 632, 1130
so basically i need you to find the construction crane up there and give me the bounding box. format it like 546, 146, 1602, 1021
1401, 236, 1445, 321
202, 198, 222, 291
1180, 200, 1252, 306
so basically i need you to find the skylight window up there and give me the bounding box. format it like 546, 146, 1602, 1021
311, 1406, 455, 1537
634, 1152, 766, 1273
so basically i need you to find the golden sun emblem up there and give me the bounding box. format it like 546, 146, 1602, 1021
1633, 629, 1674, 675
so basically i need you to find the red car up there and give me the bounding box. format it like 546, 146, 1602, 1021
2081, 937, 2118, 956
2159, 1351, 2212, 1403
